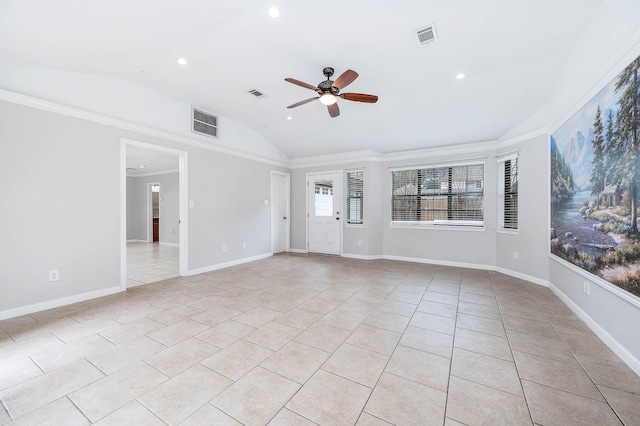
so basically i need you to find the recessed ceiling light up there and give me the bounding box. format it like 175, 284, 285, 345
286, 116, 293, 120
139, 164, 146, 169
268, 7, 280, 18
456, 73, 467, 80
177, 58, 187, 66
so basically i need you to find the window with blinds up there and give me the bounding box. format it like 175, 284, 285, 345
498, 156, 518, 229
346, 170, 364, 224
391, 163, 484, 226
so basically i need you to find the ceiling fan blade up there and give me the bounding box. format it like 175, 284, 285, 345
332, 69, 359, 90
287, 97, 319, 108
341, 93, 379, 103
285, 78, 318, 91
327, 103, 340, 118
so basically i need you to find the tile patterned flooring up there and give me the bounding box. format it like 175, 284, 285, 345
1, 254, 639, 425
127, 242, 179, 287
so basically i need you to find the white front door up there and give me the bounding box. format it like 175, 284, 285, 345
308, 172, 342, 255
271, 171, 290, 253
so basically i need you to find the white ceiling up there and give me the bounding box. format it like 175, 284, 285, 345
0, 0, 604, 159
126, 145, 178, 177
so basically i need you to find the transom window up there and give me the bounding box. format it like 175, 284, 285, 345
391, 163, 484, 226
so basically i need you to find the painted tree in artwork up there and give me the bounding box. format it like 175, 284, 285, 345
590, 106, 605, 207
612, 57, 640, 233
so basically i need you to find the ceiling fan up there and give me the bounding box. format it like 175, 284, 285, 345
285, 67, 378, 118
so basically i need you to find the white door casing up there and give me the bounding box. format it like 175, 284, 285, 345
307, 172, 342, 255
271, 171, 290, 253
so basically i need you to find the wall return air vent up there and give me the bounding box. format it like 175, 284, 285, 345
192, 107, 218, 138
416, 24, 438, 46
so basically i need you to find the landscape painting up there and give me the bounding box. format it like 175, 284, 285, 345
550, 54, 640, 298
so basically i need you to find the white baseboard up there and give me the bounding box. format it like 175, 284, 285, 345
126, 239, 146, 243
342, 253, 384, 260
159, 242, 179, 247
185, 253, 272, 276
382, 254, 492, 271
549, 282, 640, 377
0, 286, 124, 321
289, 248, 308, 254
495, 267, 549, 287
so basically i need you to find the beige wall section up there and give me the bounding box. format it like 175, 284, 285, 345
382, 150, 497, 267
495, 134, 550, 283
127, 172, 180, 245
291, 162, 383, 258
0, 101, 121, 312
0, 99, 287, 315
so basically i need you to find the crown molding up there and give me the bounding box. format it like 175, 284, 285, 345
0, 88, 291, 168
290, 150, 383, 169
549, 28, 640, 135
290, 140, 498, 169
496, 128, 549, 150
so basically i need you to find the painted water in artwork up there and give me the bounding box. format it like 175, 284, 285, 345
550, 54, 640, 298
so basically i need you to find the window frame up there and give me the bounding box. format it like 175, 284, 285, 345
390, 161, 485, 229
497, 153, 519, 233
346, 169, 364, 226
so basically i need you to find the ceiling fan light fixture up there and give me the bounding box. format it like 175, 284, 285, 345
320, 93, 337, 105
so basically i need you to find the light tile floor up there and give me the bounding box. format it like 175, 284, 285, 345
127, 242, 179, 287
1, 254, 639, 425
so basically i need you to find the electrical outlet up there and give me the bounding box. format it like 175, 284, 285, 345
512, 251, 518, 260
358, 240, 363, 247
222, 245, 227, 253
48, 270, 59, 282
242, 242, 246, 249
583, 281, 590, 295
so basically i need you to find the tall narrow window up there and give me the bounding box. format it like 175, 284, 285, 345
346, 170, 364, 224
391, 163, 484, 226
498, 155, 518, 230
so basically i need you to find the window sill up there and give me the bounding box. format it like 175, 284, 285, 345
389, 223, 486, 232
345, 223, 364, 228
497, 228, 520, 235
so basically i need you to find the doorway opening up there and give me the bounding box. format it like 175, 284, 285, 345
150, 183, 160, 243
121, 139, 188, 289
306, 171, 342, 255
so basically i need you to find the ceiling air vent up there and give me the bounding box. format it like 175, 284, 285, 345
248, 89, 265, 98
192, 107, 218, 138
416, 24, 438, 46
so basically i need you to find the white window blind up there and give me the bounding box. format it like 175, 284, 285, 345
347, 170, 364, 224
391, 163, 484, 226
498, 156, 518, 229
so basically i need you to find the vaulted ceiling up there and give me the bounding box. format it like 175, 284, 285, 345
0, 0, 604, 159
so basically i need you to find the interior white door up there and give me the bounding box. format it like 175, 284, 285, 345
271, 172, 289, 253
308, 172, 342, 255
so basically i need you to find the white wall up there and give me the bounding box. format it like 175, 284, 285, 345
0, 98, 287, 318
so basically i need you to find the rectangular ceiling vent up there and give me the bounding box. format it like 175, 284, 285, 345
248, 89, 265, 98
192, 107, 218, 139
416, 24, 438, 46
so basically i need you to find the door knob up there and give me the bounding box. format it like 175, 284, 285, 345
283, 216, 287, 219
336, 217, 340, 220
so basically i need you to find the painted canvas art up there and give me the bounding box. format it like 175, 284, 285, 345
550, 54, 640, 298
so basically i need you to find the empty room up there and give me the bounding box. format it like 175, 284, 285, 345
1, 1, 640, 425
